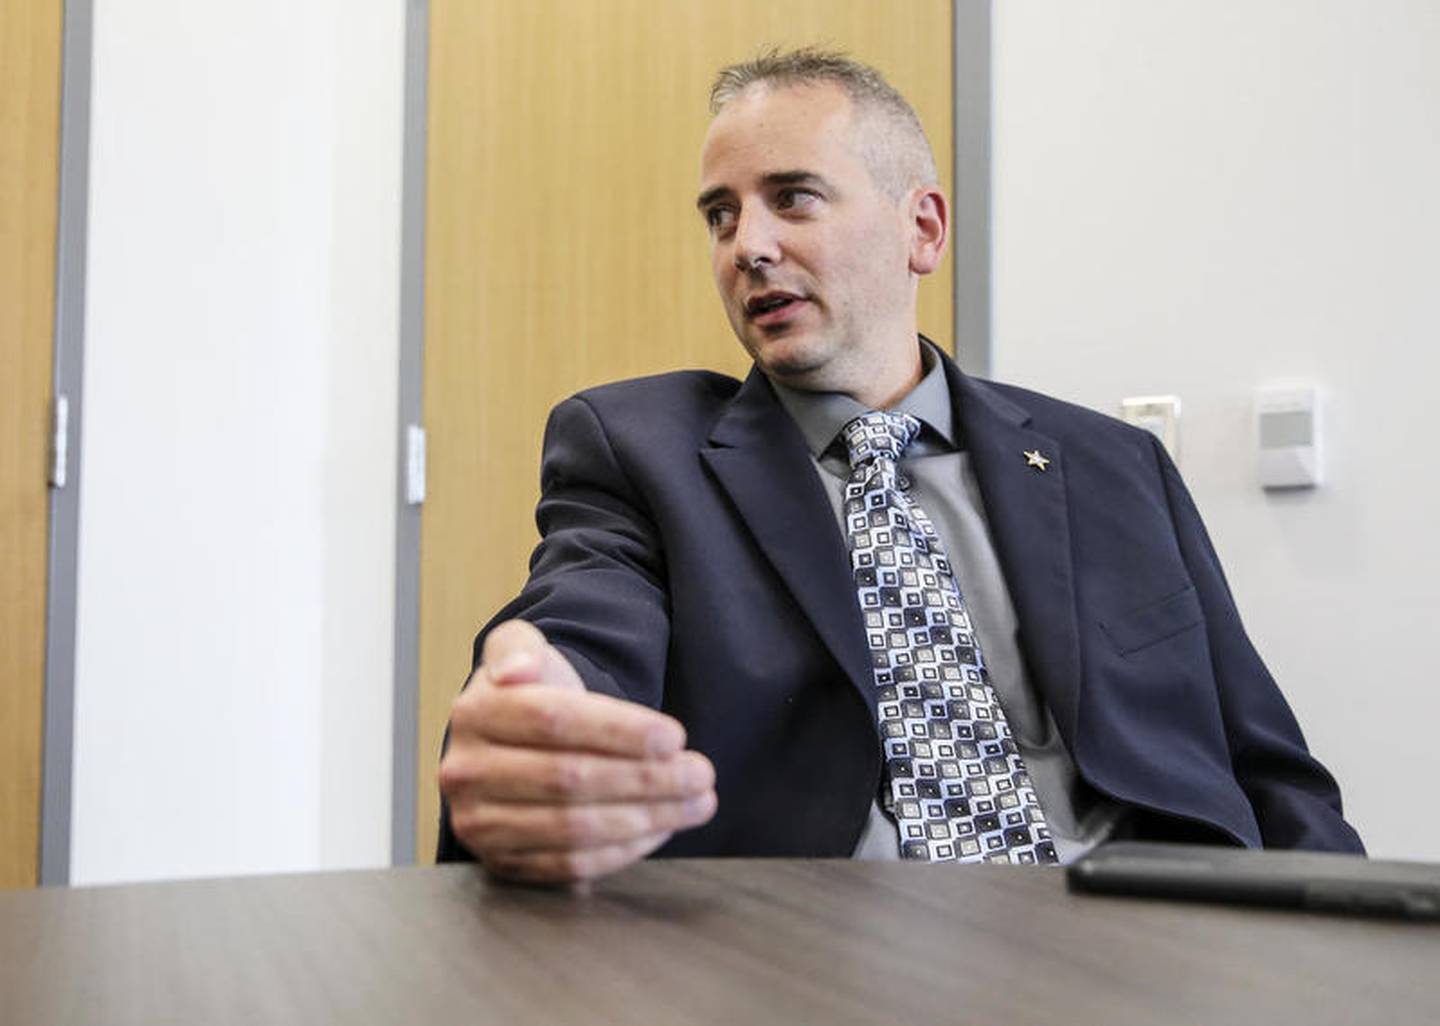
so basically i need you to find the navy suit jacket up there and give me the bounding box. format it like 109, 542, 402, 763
438, 350, 1362, 860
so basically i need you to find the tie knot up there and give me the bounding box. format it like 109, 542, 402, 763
841, 410, 921, 469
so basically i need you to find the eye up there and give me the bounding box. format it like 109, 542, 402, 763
704, 205, 737, 233
776, 188, 820, 212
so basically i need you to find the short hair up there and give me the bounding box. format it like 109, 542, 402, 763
708, 47, 939, 197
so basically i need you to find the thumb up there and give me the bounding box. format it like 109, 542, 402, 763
480, 619, 583, 691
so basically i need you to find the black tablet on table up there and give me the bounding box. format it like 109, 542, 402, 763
1068, 841, 1440, 920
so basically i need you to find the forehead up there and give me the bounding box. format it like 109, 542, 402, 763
698, 82, 862, 187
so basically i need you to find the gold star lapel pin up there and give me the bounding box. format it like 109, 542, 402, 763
1023, 449, 1051, 471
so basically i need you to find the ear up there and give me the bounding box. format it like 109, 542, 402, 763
907, 186, 949, 276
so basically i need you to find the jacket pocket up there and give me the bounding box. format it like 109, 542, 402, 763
1099, 585, 1204, 656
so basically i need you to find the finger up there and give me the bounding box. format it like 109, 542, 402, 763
447, 747, 715, 804
480, 620, 580, 689
483, 831, 675, 885
455, 791, 717, 855
457, 685, 686, 758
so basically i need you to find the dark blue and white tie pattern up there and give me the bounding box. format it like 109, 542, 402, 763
841, 411, 1057, 864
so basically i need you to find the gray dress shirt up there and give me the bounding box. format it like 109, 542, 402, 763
771, 343, 1128, 863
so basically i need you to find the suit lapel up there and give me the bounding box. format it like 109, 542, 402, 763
697, 357, 1085, 732
944, 357, 1084, 741
700, 368, 877, 714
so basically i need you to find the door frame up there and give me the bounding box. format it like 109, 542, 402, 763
37, 0, 94, 888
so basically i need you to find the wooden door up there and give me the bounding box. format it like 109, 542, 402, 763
1, 0, 63, 889
419, 0, 954, 858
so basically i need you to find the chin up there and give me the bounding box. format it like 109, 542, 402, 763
750, 331, 831, 379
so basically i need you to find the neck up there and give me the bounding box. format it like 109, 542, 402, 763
849, 338, 925, 409
860, 361, 923, 410
759, 334, 925, 408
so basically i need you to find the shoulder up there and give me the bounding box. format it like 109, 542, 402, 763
986, 377, 1152, 440
558, 369, 744, 439
573, 368, 742, 409
979, 377, 1114, 429
541, 366, 748, 449
970, 375, 1163, 471
937, 345, 1148, 453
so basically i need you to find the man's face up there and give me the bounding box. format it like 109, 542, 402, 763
697, 83, 919, 395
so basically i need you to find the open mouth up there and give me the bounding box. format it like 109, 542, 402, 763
745, 292, 805, 320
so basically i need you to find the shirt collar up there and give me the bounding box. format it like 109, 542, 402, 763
770, 338, 958, 459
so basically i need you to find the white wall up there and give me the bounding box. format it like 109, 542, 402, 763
992, 1, 1440, 858
72, 0, 404, 884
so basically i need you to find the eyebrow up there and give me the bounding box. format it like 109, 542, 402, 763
695, 170, 833, 212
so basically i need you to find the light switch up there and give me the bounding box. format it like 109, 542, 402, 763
1257, 385, 1321, 489
1120, 395, 1181, 462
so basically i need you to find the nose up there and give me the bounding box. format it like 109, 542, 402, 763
731, 205, 781, 273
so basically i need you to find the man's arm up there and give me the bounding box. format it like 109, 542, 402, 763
1152, 434, 1364, 853
439, 621, 716, 883
438, 396, 718, 882
483, 394, 674, 704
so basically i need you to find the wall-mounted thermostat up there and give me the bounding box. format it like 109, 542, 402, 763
1257, 385, 1321, 489
1120, 395, 1181, 462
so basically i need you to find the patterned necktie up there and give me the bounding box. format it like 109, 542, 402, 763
841, 411, 1057, 864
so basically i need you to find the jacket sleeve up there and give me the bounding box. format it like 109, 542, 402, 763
437, 395, 673, 862
476, 394, 672, 706
1152, 434, 1364, 853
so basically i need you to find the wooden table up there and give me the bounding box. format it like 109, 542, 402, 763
3, 859, 1436, 1024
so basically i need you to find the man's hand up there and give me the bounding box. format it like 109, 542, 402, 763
438, 620, 717, 884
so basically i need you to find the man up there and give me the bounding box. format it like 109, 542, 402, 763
437, 50, 1362, 883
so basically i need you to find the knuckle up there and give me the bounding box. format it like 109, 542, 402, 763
467, 687, 505, 723
438, 745, 492, 796
447, 692, 477, 730
450, 808, 484, 848
454, 806, 502, 852
529, 694, 569, 742
636, 760, 669, 793
467, 752, 496, 789
436, 758, 463, 795
557, 806, 598, 846
451, 688, 500, 736
545, 756, 588, 799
